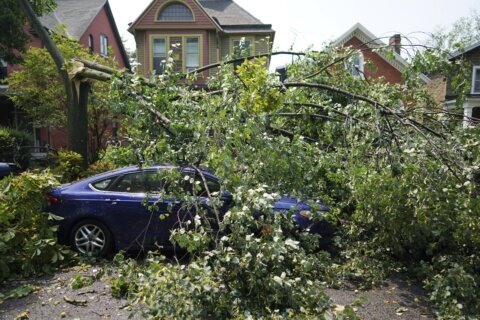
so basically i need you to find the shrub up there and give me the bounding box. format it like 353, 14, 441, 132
52, 150, 83, 182
99, 145, 138, 168
0, 171, 74, 281
81, 161, 115, 178
0, 126, 32, 168
345, 158, 480, 317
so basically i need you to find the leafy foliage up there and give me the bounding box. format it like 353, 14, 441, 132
52, 150, 83, 183
111, 189, 340, 318
0, 171, 73, 281
0, 0, 56, 64
0, 126, 32, 168
102, 36, 480, 318
7, 32, 122, 161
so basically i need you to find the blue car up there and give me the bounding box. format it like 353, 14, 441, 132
48, 165, 332, 256
0, 162, 21, 179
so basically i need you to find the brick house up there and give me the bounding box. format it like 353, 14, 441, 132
128, 0, 275, 79
334, 23, 427, 84
0, 0, 130, 155
444, 40, 480, 124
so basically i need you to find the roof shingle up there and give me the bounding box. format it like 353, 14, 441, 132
198, 0, 273, 33
39, 0, 107, 39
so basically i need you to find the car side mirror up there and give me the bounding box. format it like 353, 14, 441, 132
220, 191, 233, 205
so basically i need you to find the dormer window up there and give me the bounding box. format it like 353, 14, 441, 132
158, 3, 193, 21
472, 66, 480, 94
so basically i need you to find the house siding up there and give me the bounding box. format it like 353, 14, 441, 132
446, 47, 480, 98
254, 35, 270, 55
79, 7, 128, 69
134, 0, 215, 29
220, 35, 229, 58
208, 31, 218, 64
135, 31, 146, 75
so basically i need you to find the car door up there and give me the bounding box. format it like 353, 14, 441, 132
98, 170, 167, 251
105, 169, 185, 250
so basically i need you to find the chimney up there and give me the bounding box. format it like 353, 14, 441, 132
389, 34, 401, 55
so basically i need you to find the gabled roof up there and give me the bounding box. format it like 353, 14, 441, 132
129, 0, 274, 35
38, 0, 130, 70
334, 23, 408, 73
449, 40, 480, 59
39, 0, 106, 39
334, 23, 429, 83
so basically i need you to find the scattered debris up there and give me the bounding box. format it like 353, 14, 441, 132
63, 295, 88, 306
14, 310, 29, 320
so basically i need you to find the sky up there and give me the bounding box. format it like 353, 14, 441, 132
109, 0, 480, 68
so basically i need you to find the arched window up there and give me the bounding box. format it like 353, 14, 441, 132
158, 3, 193, 21
100, 34, 108, 56
88, 34, 94, 52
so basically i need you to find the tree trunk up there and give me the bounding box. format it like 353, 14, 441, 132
71, 81, 90, 167
17, 0, 88, 166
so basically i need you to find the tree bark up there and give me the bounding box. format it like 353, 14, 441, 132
17, 0, 88, 166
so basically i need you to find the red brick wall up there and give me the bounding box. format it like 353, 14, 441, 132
80, 7, 128, 69
344, 37, 403, 84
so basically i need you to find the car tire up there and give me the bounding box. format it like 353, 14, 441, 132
70, 219, 113, 257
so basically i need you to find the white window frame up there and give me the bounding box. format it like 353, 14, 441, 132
100, 34, 108, 56
471, 66, 480, 94
346, 51, 365, 79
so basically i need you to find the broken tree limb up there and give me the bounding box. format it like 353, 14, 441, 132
63, 295, 88, 306
270, 113, 342, 122
68, 60, 174, 136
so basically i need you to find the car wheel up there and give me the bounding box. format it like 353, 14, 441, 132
71, 219, 113, 256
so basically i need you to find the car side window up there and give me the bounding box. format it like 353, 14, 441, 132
108, 171, 166, 194
183, 173, 220, 196
91, 178, 114, 191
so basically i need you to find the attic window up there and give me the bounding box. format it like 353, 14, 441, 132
472, 66, 480, 94
158, 3, 193, 21
346, 51, 365, 79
